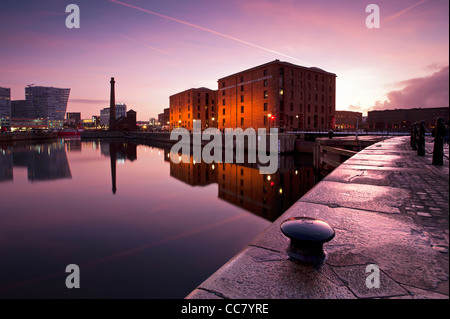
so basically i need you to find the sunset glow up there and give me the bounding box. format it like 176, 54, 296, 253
1, 0, 448, 120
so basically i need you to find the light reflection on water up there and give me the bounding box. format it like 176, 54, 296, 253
0, 138, 316, 298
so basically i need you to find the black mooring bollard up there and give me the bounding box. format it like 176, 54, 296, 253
328, 130, 333, 139
412, 122, 419, 151
417, 121, 426, 156
432, 117, 445, 165
280, 217, 335, 264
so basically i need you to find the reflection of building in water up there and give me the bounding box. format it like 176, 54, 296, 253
64, 138, 82, 152
166, 149, 315, 221
169, 155, 218, 186
0, 148, 13, 182
100, 140, 138, 194
217, 163, 314, 221
100, 140, 137, 162
27, 143, 72, 181
0, 141, 72, 182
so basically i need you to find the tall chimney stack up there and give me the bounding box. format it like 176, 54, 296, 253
109, 77, 116, 131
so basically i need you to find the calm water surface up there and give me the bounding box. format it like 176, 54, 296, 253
0, 138, 315, 298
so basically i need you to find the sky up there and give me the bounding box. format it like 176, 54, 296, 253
0, 0, 448, 120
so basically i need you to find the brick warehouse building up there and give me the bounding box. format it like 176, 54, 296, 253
218, 60, 336, 132
169, 88, 218, 131
367, 107, 449, 129
335, 110, 363, 129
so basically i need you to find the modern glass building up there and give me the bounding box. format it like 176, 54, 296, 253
100, 103, 127, 127
25, 85, 70, 121
0, 87, 11, 128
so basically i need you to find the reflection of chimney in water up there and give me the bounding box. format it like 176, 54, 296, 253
110, 143, 117, 194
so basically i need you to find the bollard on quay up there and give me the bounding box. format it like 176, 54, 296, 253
417, 121, 426, 156
280, 217, 335, 264
412, 122, 419, 151
328, 130, 333, 139
432, 117, 445, 165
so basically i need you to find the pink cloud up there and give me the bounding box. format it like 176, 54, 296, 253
371, 66, 449, 110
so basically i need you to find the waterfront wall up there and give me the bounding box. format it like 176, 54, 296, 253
0, 131, 57, 142
186, 136, 449, 299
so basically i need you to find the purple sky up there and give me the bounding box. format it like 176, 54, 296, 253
0, 0, 448, 120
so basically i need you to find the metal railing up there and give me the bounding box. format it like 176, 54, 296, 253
411, 117, 449, 165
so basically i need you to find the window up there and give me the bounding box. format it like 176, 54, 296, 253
222, 108, 225, 115
240, 76, 244, 82
280, 67, 284, 75
315, 105, 318, 112
291, 91, 294, 99
263, 69, 268, 76
188, 113, 190, 119
307, 104, 310, 112
188, 105, 190, 111
321, 105, 324, 113
315, 75, 318, 81
307, 116, 310, 125
290, 103, 293, 111
290, 69, 294, 76
240, 95, 244, 102
290, 79, 294, 87
264, 102, 268, 111
241, 106, 244, 113
264, 79, 267, 87
264, 116, 267, 125
222, 90, 225, 96
197, 113, 200, 118
241, 85, 244, 92
222, 99, 225, 105
222, 119, 225, 126
222, 82, 225, 87
264, 91, 268, 99
241, 117, 244, 126
197, 105, 200, 111
240, 168, 244, 176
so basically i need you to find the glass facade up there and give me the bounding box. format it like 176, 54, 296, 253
25, 86, 70, 120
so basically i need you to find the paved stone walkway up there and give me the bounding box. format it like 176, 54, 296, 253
187, 136, 449, 299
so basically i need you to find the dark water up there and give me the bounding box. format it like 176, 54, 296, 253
0, 138, 316, 298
